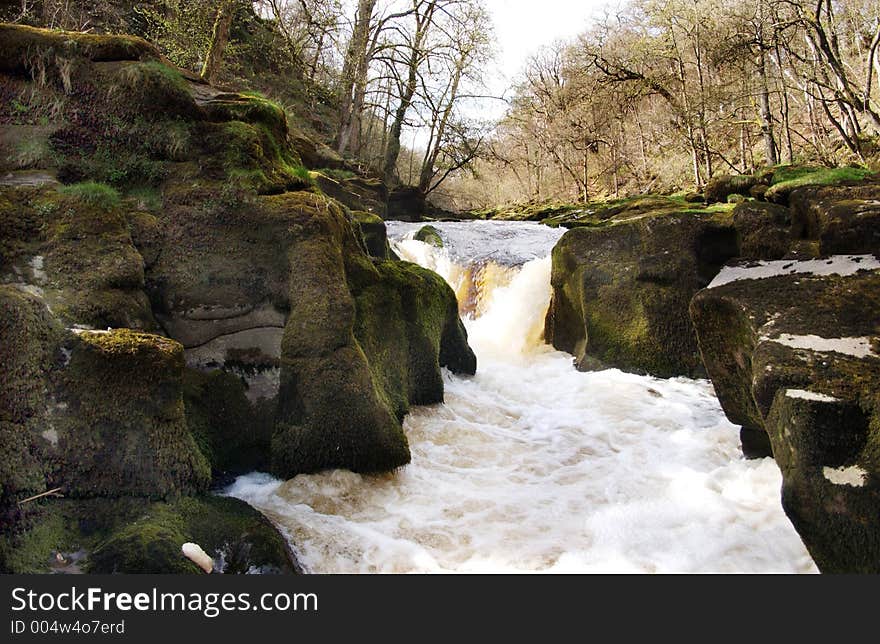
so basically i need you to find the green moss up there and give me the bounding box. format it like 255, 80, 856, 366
0, 287, 62, 523
106, 60, 199, 121
58, 181, 120, 210
1, 495, 297, 574
414, 225, 444, 248
768, 165, 874, 193
204, 120, 309, 194
55, 329, 211, 498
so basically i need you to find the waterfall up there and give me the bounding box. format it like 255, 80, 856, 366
227, 220, 817, 574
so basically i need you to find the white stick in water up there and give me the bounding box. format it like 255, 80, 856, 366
181, 542, 214, 573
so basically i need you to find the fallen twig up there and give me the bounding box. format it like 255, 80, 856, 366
17, 487, 64, 506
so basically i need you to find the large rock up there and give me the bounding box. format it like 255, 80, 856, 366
0, 287, 61, 525
313, 172, 387, 217
704, 173, 768, 204
54, 329, 211, 498
1, 495, 300, 574
789, 183, 880, 255
732, 200, 793, 260
1, 23, 478, 573
545, 210, 738, 377
387, 186, 426, 221
690, 259, 880, 572
350, 209, 397, 260
270, 193, 475, 476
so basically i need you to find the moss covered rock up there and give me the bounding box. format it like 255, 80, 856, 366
0, 496, 298, 574
732, 200, 793, 260
788, 182, 880, 255
414, 224, 443, 248
705, 174, 767, 204
54, 329, 210, 497
0, 286, 62, 524
690, 267, 880, 572
0, 24, 161, 75
0, 183, 157, 331
545, 210, 739, 377
271, 193, 475, 476
350, 209, 396, 260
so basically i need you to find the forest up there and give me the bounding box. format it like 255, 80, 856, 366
4, 1, 879, 210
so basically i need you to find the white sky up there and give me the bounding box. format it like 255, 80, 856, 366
483, 0, 622, 97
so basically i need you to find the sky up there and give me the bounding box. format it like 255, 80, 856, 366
482, 0, 622, 97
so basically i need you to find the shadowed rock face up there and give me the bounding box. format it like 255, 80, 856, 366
0, 24, 475, 573
691, 268, 880, 573
545, 210, 738, 378
789, 184, 880, 255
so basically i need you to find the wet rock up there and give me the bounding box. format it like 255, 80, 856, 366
414, 224, 443, 248
732, 200, 792, 260
690, 264, 880, 572
1, 496, 300, 574
546, 210, 738, 377
789, 183, 880, 255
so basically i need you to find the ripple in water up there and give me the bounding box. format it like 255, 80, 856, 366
226, 222, 817, 573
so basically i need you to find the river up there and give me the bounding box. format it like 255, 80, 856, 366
226, 220, 817, 573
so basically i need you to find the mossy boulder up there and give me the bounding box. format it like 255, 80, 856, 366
731, 200, 793, 260
271, 193, 475, 476
414, 224, 443, 248
788, 182, 880, 255
690, 267, 880, 572
705, 174, 766, 204
350, 209, 396, 259
54, 329, 210, 498
0, 496, 298, 574
545, 210, 738, 377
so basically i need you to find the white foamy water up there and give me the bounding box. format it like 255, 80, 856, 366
226, 221, 817, 573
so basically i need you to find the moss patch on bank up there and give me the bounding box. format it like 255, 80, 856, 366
1, 495, 297, 574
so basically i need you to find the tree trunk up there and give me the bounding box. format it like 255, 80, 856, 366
383, 2, 437, 186
201, 1, 235, 84
418, 65, 462, 193
336, 0, 378, 156
757, 51, 778, 166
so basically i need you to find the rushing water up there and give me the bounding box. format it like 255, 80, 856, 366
227, 220, 817, 573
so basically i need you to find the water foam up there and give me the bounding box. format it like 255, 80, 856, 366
227, 221, 816, 573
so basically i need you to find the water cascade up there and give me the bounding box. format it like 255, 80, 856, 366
228, 221, 817, 573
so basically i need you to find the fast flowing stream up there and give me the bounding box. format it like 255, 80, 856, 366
227, 220, 817, 573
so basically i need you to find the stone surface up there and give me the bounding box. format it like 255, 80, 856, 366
690, 266, 880, 572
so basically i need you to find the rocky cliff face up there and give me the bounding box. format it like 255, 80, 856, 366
691, 262, 880, 572
0, 24, 474, 573
545, 202, 738, 377
542, 174, 879, 572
